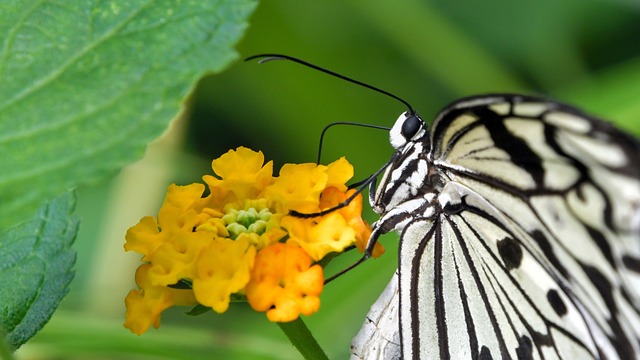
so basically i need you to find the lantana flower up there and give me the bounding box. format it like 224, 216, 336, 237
124, 147, 382, 335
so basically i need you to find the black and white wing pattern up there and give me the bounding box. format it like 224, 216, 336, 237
354, 94, 640, 359
351, 271, 401, 360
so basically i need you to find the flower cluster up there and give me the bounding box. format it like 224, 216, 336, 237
124, 147, 381, 335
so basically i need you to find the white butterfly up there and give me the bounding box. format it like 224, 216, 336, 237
351, 94, 640, 360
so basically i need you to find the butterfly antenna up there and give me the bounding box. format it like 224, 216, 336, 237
246, 54, 415, 114
246, 54, 400, 220
317, 122, 390, 164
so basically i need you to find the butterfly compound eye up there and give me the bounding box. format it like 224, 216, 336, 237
390, 111, 423, 149
401, 114, 422, 139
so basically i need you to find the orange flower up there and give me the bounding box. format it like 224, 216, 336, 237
245, 243, 324, 322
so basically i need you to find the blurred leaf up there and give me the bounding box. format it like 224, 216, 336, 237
558, 56, 640, 135
0, 192, 78, 350
185, 305, 211, 316
24, 309, 298, 360
348, 0, 527, 96
0, 0, 257, 229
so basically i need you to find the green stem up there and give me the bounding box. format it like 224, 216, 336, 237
277, 317, 328, 360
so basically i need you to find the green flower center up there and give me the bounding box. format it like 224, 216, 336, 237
222, 203, 272, 240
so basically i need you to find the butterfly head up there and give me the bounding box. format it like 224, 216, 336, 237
369, 111, 433, 221
390, 111, 426, 149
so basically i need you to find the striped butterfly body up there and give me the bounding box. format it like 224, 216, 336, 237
351, 94, 640, 360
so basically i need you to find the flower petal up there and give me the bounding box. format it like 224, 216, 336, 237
246, 243, 323, 322
123, 264, 196, 335
325, 157, 354, 192
204, 147, 274, 204
263, 163, 328, 213
124, 216, 162, 256
192, 236, 256, 313
158, 184, 206, 231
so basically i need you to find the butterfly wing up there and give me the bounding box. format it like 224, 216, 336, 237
430, 95, 640, 235
352, 95, 640, 359
351, 271, 401, 360
400, 181, 613, 359
397, 95, 640, 359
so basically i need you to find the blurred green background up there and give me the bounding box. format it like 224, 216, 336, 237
18, 0, 640, 359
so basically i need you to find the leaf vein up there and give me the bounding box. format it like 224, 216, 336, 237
0, 0, 155, 111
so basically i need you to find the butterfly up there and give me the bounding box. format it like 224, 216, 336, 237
246, 54, 640, 360
350, 94, 640, 359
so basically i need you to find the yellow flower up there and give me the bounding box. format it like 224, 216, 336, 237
124, 264, 197, 335
325, 157, 354, 191
245, 243, 323, 322
282, 212, 354, 261
320, 187, 382, 258
203, 147, 274, 207
192, 235, 256, 313
263, 163, 328, 213
124, 147, 375, 334
145, 229, 211, 287
282, 187, 379, 261
124, 183, 206, 258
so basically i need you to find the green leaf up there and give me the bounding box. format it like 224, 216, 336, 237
185, 304, 211, 316
27, 310, 298, 360
0, 0, 257, 229
557, 56, 640, 136
0, 191, 78, 350
347, 1, 527, 95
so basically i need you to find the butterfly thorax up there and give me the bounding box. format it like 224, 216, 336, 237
373, 140, 440, 211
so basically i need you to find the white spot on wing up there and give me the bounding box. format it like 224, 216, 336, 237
545, 111, 592, 134
513, 102, 547, 117
488, 102, 510, 115
542, 161, 581, 190
559, 131, 627, 167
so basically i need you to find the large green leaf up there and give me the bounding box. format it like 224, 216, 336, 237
0, 192, 78, 350
0, 0, 256, 229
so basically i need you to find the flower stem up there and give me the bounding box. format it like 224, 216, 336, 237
277, 317, 329, 360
